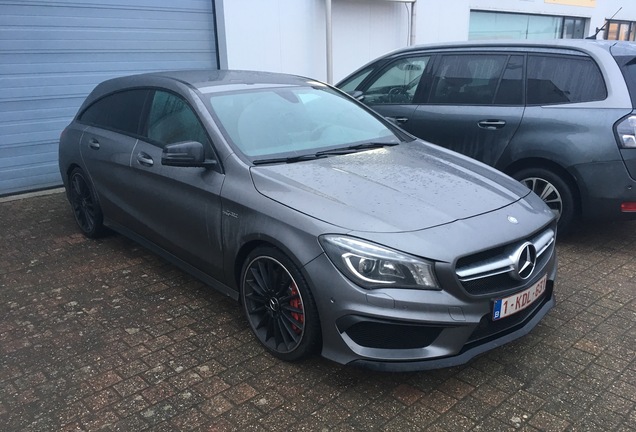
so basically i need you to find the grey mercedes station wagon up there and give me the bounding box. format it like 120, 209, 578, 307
338, 40, 636, 235
59, 70, 557, 371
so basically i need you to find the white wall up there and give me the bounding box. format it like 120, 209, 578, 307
218, 0, 411, 82
217, 0, 325, 78
218, 0, 636, 83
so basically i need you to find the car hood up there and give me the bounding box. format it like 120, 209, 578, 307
250, 141, 531, 233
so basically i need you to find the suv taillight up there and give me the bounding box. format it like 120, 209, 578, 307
616, 115, 636, 148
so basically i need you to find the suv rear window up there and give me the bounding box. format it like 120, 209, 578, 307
614, 56, 636, 108
527, 55, 607, 105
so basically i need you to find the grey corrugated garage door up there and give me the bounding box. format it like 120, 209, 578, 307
0, 0, 219, 196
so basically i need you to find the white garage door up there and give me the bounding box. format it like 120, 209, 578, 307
0, 0, 219, 196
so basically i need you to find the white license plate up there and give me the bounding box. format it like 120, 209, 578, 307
492, 274, 547, 321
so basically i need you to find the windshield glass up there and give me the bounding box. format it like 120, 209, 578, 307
205, 85, 398, 159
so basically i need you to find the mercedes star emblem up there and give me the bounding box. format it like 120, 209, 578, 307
510, 242, 537, 280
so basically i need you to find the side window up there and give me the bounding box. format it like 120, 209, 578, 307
527, 55, 607, 105
78, 89, 148, 135
339, 67, 373, 93
428, 54, 507, 105
361, 56, 430, 104
493, 55, 524, 105
146, 91, 210, 147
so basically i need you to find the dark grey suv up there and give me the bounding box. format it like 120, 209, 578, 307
338, 40, 636, 234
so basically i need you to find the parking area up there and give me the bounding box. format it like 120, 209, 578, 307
1, 190, 635, 431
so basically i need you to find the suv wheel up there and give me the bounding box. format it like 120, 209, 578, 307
513, 168, 575, 235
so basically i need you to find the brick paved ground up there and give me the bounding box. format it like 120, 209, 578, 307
1, 191, 635, 431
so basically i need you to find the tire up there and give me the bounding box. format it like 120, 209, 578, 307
513, 167, 576, 235
240, 247, 321, 361
68, 167, 106, 238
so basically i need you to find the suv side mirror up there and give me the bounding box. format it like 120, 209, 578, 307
348, 90, 365, 102
161, 141, 216, 168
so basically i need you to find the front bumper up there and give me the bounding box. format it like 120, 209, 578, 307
304, 235, 557, 371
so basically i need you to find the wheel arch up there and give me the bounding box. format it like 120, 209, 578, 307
503, 158, 582, 217
233, 240, 271, 292
64, 163, 82, 194
232, 235, 320, 296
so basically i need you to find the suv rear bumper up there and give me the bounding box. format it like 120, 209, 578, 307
574, 159, 636, 220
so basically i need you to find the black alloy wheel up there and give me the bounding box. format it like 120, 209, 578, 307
241, 247, 320, 361
68, 168, 105, 238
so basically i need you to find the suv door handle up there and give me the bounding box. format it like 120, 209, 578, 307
387, 116, 409, 125
478, 120, 506, 130
136, 152, 154, 167
88, 138, 100, 150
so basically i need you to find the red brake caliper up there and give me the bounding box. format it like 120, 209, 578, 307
289, 282, 304, 334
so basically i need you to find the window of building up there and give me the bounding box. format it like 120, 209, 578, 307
469, 11, 587, 40
526, 55, 607, 105
605, 20, 636, 41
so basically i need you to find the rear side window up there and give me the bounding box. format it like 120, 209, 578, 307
78, 89, 149, 135
494, 55, 524, 105
614, 56, 636, 107
428, 54, 508, 105
527, 55, 607, 105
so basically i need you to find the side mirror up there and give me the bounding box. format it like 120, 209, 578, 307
348, 90, 365, 102
161, 141, 216, 168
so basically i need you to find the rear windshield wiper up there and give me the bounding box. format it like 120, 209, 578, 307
252, 153, 328, 165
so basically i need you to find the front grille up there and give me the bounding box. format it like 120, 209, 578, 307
455, 226, 555, 296
343, 320, 442, 350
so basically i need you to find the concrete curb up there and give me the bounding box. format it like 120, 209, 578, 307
0, 187, 65, 203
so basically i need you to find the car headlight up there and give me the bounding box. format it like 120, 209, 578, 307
319, 235, 439, 290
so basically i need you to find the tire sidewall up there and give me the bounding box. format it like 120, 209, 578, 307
69, 167, 105, 238
513, 167, 575, 235
240, 246, 321, 361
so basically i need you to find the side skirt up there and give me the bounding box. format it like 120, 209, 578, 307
104, 218, 239, 301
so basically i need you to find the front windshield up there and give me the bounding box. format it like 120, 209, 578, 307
205, 84, 399, 159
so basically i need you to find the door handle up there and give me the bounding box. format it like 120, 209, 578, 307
387, 116, 409, 125
136, 153, 154, 167
478, 120, 506, 130
88, 138, 100, 150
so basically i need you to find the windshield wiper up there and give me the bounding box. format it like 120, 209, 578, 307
316, 141, 399, 156
252, 153, 328, 165
251, 142, 399, 165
